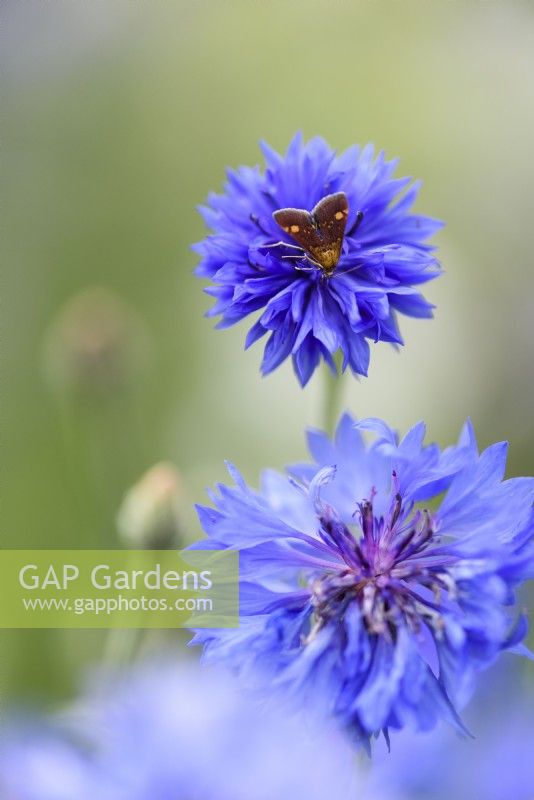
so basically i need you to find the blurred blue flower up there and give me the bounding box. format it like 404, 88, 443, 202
369, 667, 534, 800
194, 133, 442, 385
90, 661, 360, 800
191, 414, 534, 748
0, 663, 364, 800
0, 720, 100, 800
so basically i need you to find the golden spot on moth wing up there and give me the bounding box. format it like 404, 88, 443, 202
290, 225, 300, 233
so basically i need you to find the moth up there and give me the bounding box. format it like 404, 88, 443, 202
272, 192, 361, 278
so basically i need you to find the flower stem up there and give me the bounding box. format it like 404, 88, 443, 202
103, 627, 141, 668
322, 351, 345, 435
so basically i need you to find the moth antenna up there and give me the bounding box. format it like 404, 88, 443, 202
280, 256, 317, 272
331, 264, 362, 278
346, 210, 364, 237
261, 241, 307, 252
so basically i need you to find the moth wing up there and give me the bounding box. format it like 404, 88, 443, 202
272, 208, 323, 251
312, 192, 349, 241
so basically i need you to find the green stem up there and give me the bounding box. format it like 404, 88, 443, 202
321, 351, 345, 435
103, 627, 141, 668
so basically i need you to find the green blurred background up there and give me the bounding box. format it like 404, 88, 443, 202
2, 1, 534, 707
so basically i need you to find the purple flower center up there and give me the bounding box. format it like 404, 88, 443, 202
309, 475, 456, 641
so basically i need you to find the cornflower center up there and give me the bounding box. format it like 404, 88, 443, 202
308, 479, 455, 641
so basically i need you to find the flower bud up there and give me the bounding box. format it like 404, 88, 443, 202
117, 463, 184, 550
43, 287, 149, 400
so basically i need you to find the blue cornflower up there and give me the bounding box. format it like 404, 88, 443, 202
90, 662, 360, 799
194, 134, 442, 385
191, 414, 534, 748
369, 667, 534, 800
0, 663, 363, 799
0, 721, 103, 800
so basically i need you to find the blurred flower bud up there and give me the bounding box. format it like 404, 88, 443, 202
117, 463, 184, 550
43, 287, 150, 400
